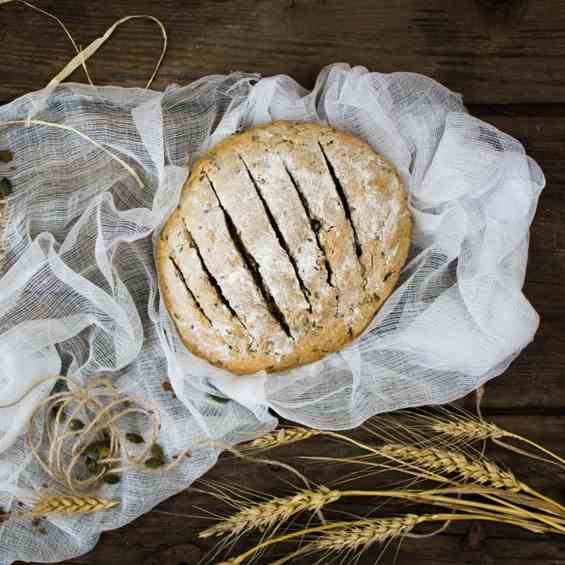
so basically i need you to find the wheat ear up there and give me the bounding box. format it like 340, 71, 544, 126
429, 414, 565, 471
377, 444, 565, 525
246, 427, 321, 450
32, 495, 119, 516
199, 486, 340, 538
314, 514, 420, 551
379, 444, 524, 491
432, 420, 508, 441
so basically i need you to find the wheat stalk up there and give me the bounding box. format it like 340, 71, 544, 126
408, 411, 565, 471
246, 427, 321, 450
314, 514, 420, 551
199, 486, 340, 538
215, 511, 557, 565
200, 483, 565, 542
379, 444, 524, 491
32, 495, 119, 516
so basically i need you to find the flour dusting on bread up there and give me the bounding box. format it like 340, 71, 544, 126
158, 121, 411, 374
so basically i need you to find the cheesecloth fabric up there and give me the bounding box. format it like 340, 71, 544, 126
0, 63, 544, 563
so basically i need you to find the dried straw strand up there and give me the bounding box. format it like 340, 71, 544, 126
11, 0, 94, 84
0, 1, 166, 89
0, 120, 144, 188
48, 15, 167, 89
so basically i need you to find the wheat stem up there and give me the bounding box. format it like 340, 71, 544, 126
521, 484, 565, 516
507, 434, 565, 471
342, 489, 565, 532
323, 431, 382, 454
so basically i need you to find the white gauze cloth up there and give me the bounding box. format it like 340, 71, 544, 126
0, 64, 544, 564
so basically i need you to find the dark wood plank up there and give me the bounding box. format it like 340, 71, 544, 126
2, 0, 565, 103
33, 414, 563, 565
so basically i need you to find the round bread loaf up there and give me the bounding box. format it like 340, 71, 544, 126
158, 121, 411, 374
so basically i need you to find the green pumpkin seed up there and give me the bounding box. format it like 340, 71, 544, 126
69, 419, 85, 431
54, 379, 68, 391
102, 473, 121, 485
0, 178, 13, 198
150, 443, 164, 459
144, 456, 164, 469
85, 458, 102, 475
84, 440, 111, 460
0, 149, 13, 163
125, 433, 145, 444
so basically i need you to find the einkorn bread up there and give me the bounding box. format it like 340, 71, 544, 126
158, 122, 411, 374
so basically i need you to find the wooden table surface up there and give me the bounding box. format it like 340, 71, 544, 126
1, 1, 564, 564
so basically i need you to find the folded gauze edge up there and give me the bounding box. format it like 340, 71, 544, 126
0, 64, 544, 564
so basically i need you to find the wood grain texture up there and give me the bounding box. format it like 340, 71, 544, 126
2, 0, 565, 103
1, 0, 564, 563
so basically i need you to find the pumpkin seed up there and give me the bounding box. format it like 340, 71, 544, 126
144, 443, 166, 468
125, 432, 145, 444
102, 473, 121, 485
0, 149, 13, 163
144, 456, 164, 469
0, 178, 12, 198
150, 443, 164, 459
84, 440, 111, 460
69, 419, 85, 431
85, 458, 102, 475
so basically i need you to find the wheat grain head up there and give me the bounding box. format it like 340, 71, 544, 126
314, 514, 420, 551
33, 495, 119, 516
380, 444, 523, 491
246, 427, 320, 450
199, 486, 340, 538
432, 420, 508, 442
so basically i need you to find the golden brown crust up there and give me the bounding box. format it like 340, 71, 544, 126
158, 121, 412, 374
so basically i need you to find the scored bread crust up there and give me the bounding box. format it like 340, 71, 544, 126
158, 121, 411, 375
